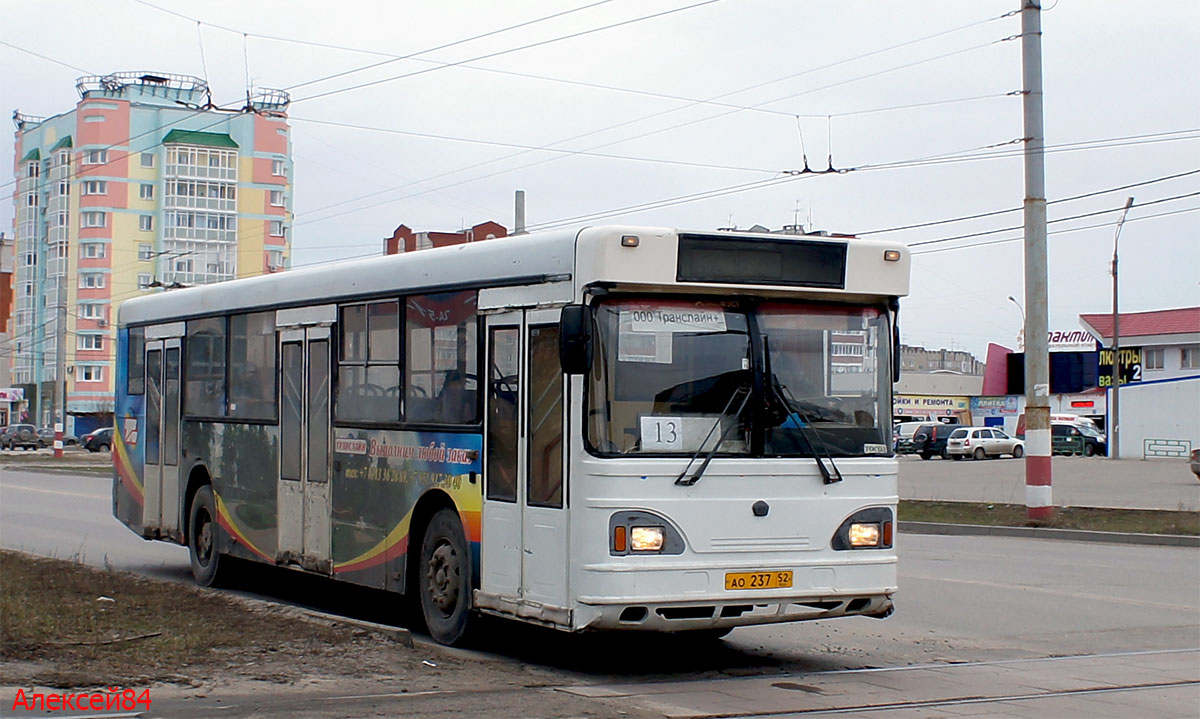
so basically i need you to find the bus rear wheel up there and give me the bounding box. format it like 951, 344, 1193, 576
419, 508, 474, 646
188, 485, 227, 587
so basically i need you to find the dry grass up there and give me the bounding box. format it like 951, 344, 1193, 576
0, 551, 366, 688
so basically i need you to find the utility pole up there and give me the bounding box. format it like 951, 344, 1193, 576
1109, 197, 1134, 460
1021, 1, 1052, 521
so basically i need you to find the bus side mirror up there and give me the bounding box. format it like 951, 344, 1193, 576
559, 304, 593, 375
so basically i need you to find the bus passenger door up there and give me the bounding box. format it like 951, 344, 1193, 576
481, 312, 523, 602
522, 309, 569, 616
142, 337, 182, 536
481, 309, 569, 621
278, 327, 333, 572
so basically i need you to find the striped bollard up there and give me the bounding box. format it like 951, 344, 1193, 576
54, 422, 64, 459
1024, 406, 1053, 521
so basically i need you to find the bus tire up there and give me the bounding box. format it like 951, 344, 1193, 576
188, 485, 226, 587
419, 508, 474, 646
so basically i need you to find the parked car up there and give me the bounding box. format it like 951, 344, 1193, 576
37, 427, 78, 447
82, 427, 114, 452
0, 423, 41, 450
1188, 448, 1199, 480
893, 421, 927, 453
910, 422, 959, 460
946, 427, 1025, 460
1052, 422, 1107, 457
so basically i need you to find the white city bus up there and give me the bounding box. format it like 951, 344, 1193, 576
113, 225, 910, 645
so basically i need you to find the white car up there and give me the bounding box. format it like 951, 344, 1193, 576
946, 427, 1025, 460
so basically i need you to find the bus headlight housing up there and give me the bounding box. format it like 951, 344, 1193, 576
609, 511, 685, 555
832, 508, 894, 550
630, 526, 665, 552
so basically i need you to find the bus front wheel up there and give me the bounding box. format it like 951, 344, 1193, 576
419, 508, 474, 646
188, 485, 227, 587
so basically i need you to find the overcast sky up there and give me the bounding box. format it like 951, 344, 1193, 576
4, 0, 1198, 359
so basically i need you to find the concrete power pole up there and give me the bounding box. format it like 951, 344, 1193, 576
1021, 1, 1052, 521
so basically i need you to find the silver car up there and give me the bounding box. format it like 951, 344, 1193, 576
946, 427, 1025, 460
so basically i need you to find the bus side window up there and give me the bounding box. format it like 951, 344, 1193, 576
407, 291, 478, 425
336, 301, 400, 423
185, 318, 226, 417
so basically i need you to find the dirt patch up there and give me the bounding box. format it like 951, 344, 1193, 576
900, 500, 1200, 535
0, 551, 511, 691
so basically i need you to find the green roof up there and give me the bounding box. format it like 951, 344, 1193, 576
162, 129, 239, 148
21, 148, 39, 162
51, 136, 73, 151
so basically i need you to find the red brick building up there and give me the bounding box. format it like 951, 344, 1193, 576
384, 221, 507, 255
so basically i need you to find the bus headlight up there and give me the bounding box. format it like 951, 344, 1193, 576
849, 523, 881, 547
630, 526, 665, 552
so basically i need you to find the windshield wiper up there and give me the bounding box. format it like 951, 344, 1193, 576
763, 337, 842, 484
674, 386, 752, 487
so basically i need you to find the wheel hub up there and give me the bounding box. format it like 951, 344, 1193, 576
196, 512, 214, 563
427, 541, 460, 614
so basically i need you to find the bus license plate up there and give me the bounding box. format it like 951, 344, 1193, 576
724, 571, 793, 590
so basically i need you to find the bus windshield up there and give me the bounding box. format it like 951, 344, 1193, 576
586, 298, 890, 458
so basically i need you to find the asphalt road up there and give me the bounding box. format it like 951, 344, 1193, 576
898, 453, 1200, 511
2, 467, 1198, 717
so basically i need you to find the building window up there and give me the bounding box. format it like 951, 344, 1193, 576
270, 220, 285, 237
272, 159, 286, 176
139, 215, 154, 232
269, 189, 285, 206
139, 244, 154, 261
138, 273, 153, 290
140, 183, 154, 200
26, 162, 39, 178
82, 180, 107, 195
79, 273, 106, 289
83, 149, 108, 165
141, 152, 155, 168
81, 243, 106, 259
1144, 348, 1164, 370
81, 211, 107, 228
267, 249, 284, 270
79, 303, 105, 320
77, 365, 105, 382
1182, 346, 1200, 370
77, 334, 104, 351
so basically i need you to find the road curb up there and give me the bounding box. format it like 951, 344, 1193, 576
296, 607, 415, 647
899, 521, 1200, 547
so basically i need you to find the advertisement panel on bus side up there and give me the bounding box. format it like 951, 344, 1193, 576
330, 428, 483, 584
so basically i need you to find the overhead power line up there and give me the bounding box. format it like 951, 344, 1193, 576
907, 190, 1200, 250
911, 205, 1200, 257
855, 167, 1200, 235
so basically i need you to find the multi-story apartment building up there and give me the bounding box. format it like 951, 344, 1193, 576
9, 71, 292, 434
